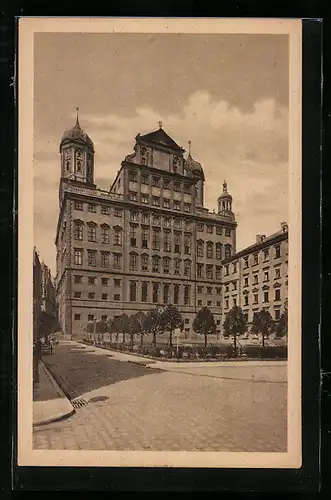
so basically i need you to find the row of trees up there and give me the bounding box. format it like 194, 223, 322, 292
85, 302, 288, 351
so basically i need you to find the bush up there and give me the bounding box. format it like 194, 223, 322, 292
243, 345, 287, 359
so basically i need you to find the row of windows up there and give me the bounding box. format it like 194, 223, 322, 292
224, 245, 284, 273
128, 282, 191, 305
224, 289, 281, 308
73, 291, 120, 301
223, 268, 283, 291
197, 241, 232, 259
74, 275, 121, 286
129, 192, 192, 212
129, 171, 191, 192
74, 249, 122, 268
74, 201, 123, 216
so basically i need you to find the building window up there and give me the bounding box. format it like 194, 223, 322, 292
275, 288, 281, 301
207, 242, 213, 259
244, 295, 249, 306
207, 286, 212, 294
253, 253, 259, 265
163, 284, 170, 304
87, 224, 97, 242
244, 257, 249, 268
225, 285, 229, 292
129, 253, 138, 271
264, 249, 270, 262
275, 309, 281, 320
197, 241, 204, 258
141, 174, 149, 185
152, 196, 160, 207
114, 294, 120, 301
88, 292, 95, 299
74, 248, 83, 265
206, 265, 213, 279
253, 274, 259, 285
113, 227, 122, 245
198, 300, 203, 306
101, 278, 108, 285
232, 281, 237, 291
101, 225, 110, 244
152, 283, 159, 303
225, 228, 231, 237
243, 313, 248, 322
184, 221, 191, 231
152, 176, 160, 187
184, 234, 191, 254
197, 263, 204, 278
152, 256, 160, 273
101, 315, 108, 321
152, 215, 161, 226
174, 201, 181, 211
129, 192, 138, 202
130, 225, 137, 247
129, 171, 137, 182
74, 314, 81, 320
264, 270, 269, 282
74, 201, 83, 211
184, 260, 191, 277
141, 282, 148, 302
163, 179, 171, 190
113, 253, 122, 269
141, 228, 149, 249
197, 223, 204, 232
142, 212, 149, 224
217, 301, 221, 307
225, 299, 229, 309
87, 251, 97, 267
74, 292, 81, 298
275, 267, 281, 279
197, 286, 203, 294
141, 194, 149, 204
101, 252, 110, 268
216, 226, 222, 235
216, 243, 222, 260
184, 203, 191, 213
141, 254, 149, 271
102, 293, 108, 300
74, 221, 83, 240
163, 199, 170, 209
152, 230, 160, 250
130, 211, 139, 222
88, 204, 96, 213
171, 258, 180, 275
216, 287, 221, 295
207, 225, 213, 234
244, 277, 249, 287
171, 284, 179, 305
253, 293, 258, 304
264, 291, 269, 303
130, 281, 137, 302
174, 181, 181, 191
233, 262, 237, 273
114, 209, 122, 217
225, 244, 232, 259
74, 275, 82, 284
174, 232, 181, 253
163, 258, 171, 274
275, 245, 281, 258
101, 206, 109, 215
184, 183, 191, 194
174, 219, 181, 229
163, 232, 171, 252
114, 278, 121, 287
224, 264, 229, 276
163, 218, 171, 228
184, 286, 190, 305
233, 297, 237, 306
207, 300, 212, 306
88, 277, 96, 285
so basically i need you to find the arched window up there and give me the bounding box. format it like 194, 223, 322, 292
87, 222, 97, 242
100, 224, 110, 244
113, 226, 123, 246
73, 220, 84, 240
207, 241, 213, 259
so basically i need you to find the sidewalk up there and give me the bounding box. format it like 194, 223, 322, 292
33, 360, 75, 427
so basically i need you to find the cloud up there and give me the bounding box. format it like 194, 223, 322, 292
34, 91, 288, 274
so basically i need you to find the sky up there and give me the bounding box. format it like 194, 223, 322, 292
33, 32, 289, 276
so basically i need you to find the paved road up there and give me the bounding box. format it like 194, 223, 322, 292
34, 341, 287, 452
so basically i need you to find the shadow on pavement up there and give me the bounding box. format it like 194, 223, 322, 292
43, 343, 164, 400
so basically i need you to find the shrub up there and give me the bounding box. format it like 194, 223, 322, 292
243, 345, 287, 359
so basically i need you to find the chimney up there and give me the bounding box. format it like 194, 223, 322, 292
256, 235, 262, 243
261, 234, 266, 241
281, 221, 288, 233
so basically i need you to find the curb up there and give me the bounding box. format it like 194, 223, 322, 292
33, 362, 76, 427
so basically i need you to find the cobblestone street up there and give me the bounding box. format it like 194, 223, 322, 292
33, 341, 287, 452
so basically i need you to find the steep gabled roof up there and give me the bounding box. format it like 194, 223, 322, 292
137, 128, 184, 152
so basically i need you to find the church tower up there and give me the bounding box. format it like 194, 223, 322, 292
59, 109, 95, 186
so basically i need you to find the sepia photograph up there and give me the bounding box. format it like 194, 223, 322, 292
18, 18, 302, 468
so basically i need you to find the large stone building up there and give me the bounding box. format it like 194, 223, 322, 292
221, 223, 288, 333
55, 117, 238, 338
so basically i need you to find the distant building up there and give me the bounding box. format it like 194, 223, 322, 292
221, 222, 288, 335
55, 116, 237, 338
33, 248, 42, 341
33, 249, 58, 338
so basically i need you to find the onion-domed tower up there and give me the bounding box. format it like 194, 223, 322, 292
218, 180, 233, 214
184, 141, 205, 206
59, 109, 95, 185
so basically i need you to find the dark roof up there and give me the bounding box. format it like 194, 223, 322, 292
222, 229, 288, 263
60, 118, 94, 151
184, 153, 205, 180
137, 128, 184, 152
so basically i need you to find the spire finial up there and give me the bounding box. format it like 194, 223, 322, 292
158, 120, 162, 129
223, 179, 227, 191
76, 107, 80, 126
188, 140, 191, 155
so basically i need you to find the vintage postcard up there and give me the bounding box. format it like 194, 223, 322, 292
18, 17, 302, 468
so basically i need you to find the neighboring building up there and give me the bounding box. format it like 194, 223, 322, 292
33, 248, 42, 341
33, 248, 58, 338
221, 222, 288, 335
41, 262, 57, 318
55, 116, 237, 338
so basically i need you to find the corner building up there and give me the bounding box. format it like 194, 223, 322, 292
55, 118, 237, 338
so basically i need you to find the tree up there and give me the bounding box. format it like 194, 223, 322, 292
119, 314, 130, 343
86, 320, 95, 342
128, 314, 141, 350
193, 307, 216, 348
161, 305, 183, 347
134, 311, 146, 346
251, 309, 275, 347
275, 301, 288, 341
106, 318, 113, 343
96, 319, 107, 344
223, 306, 247, 354
143, 308, 164, 348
